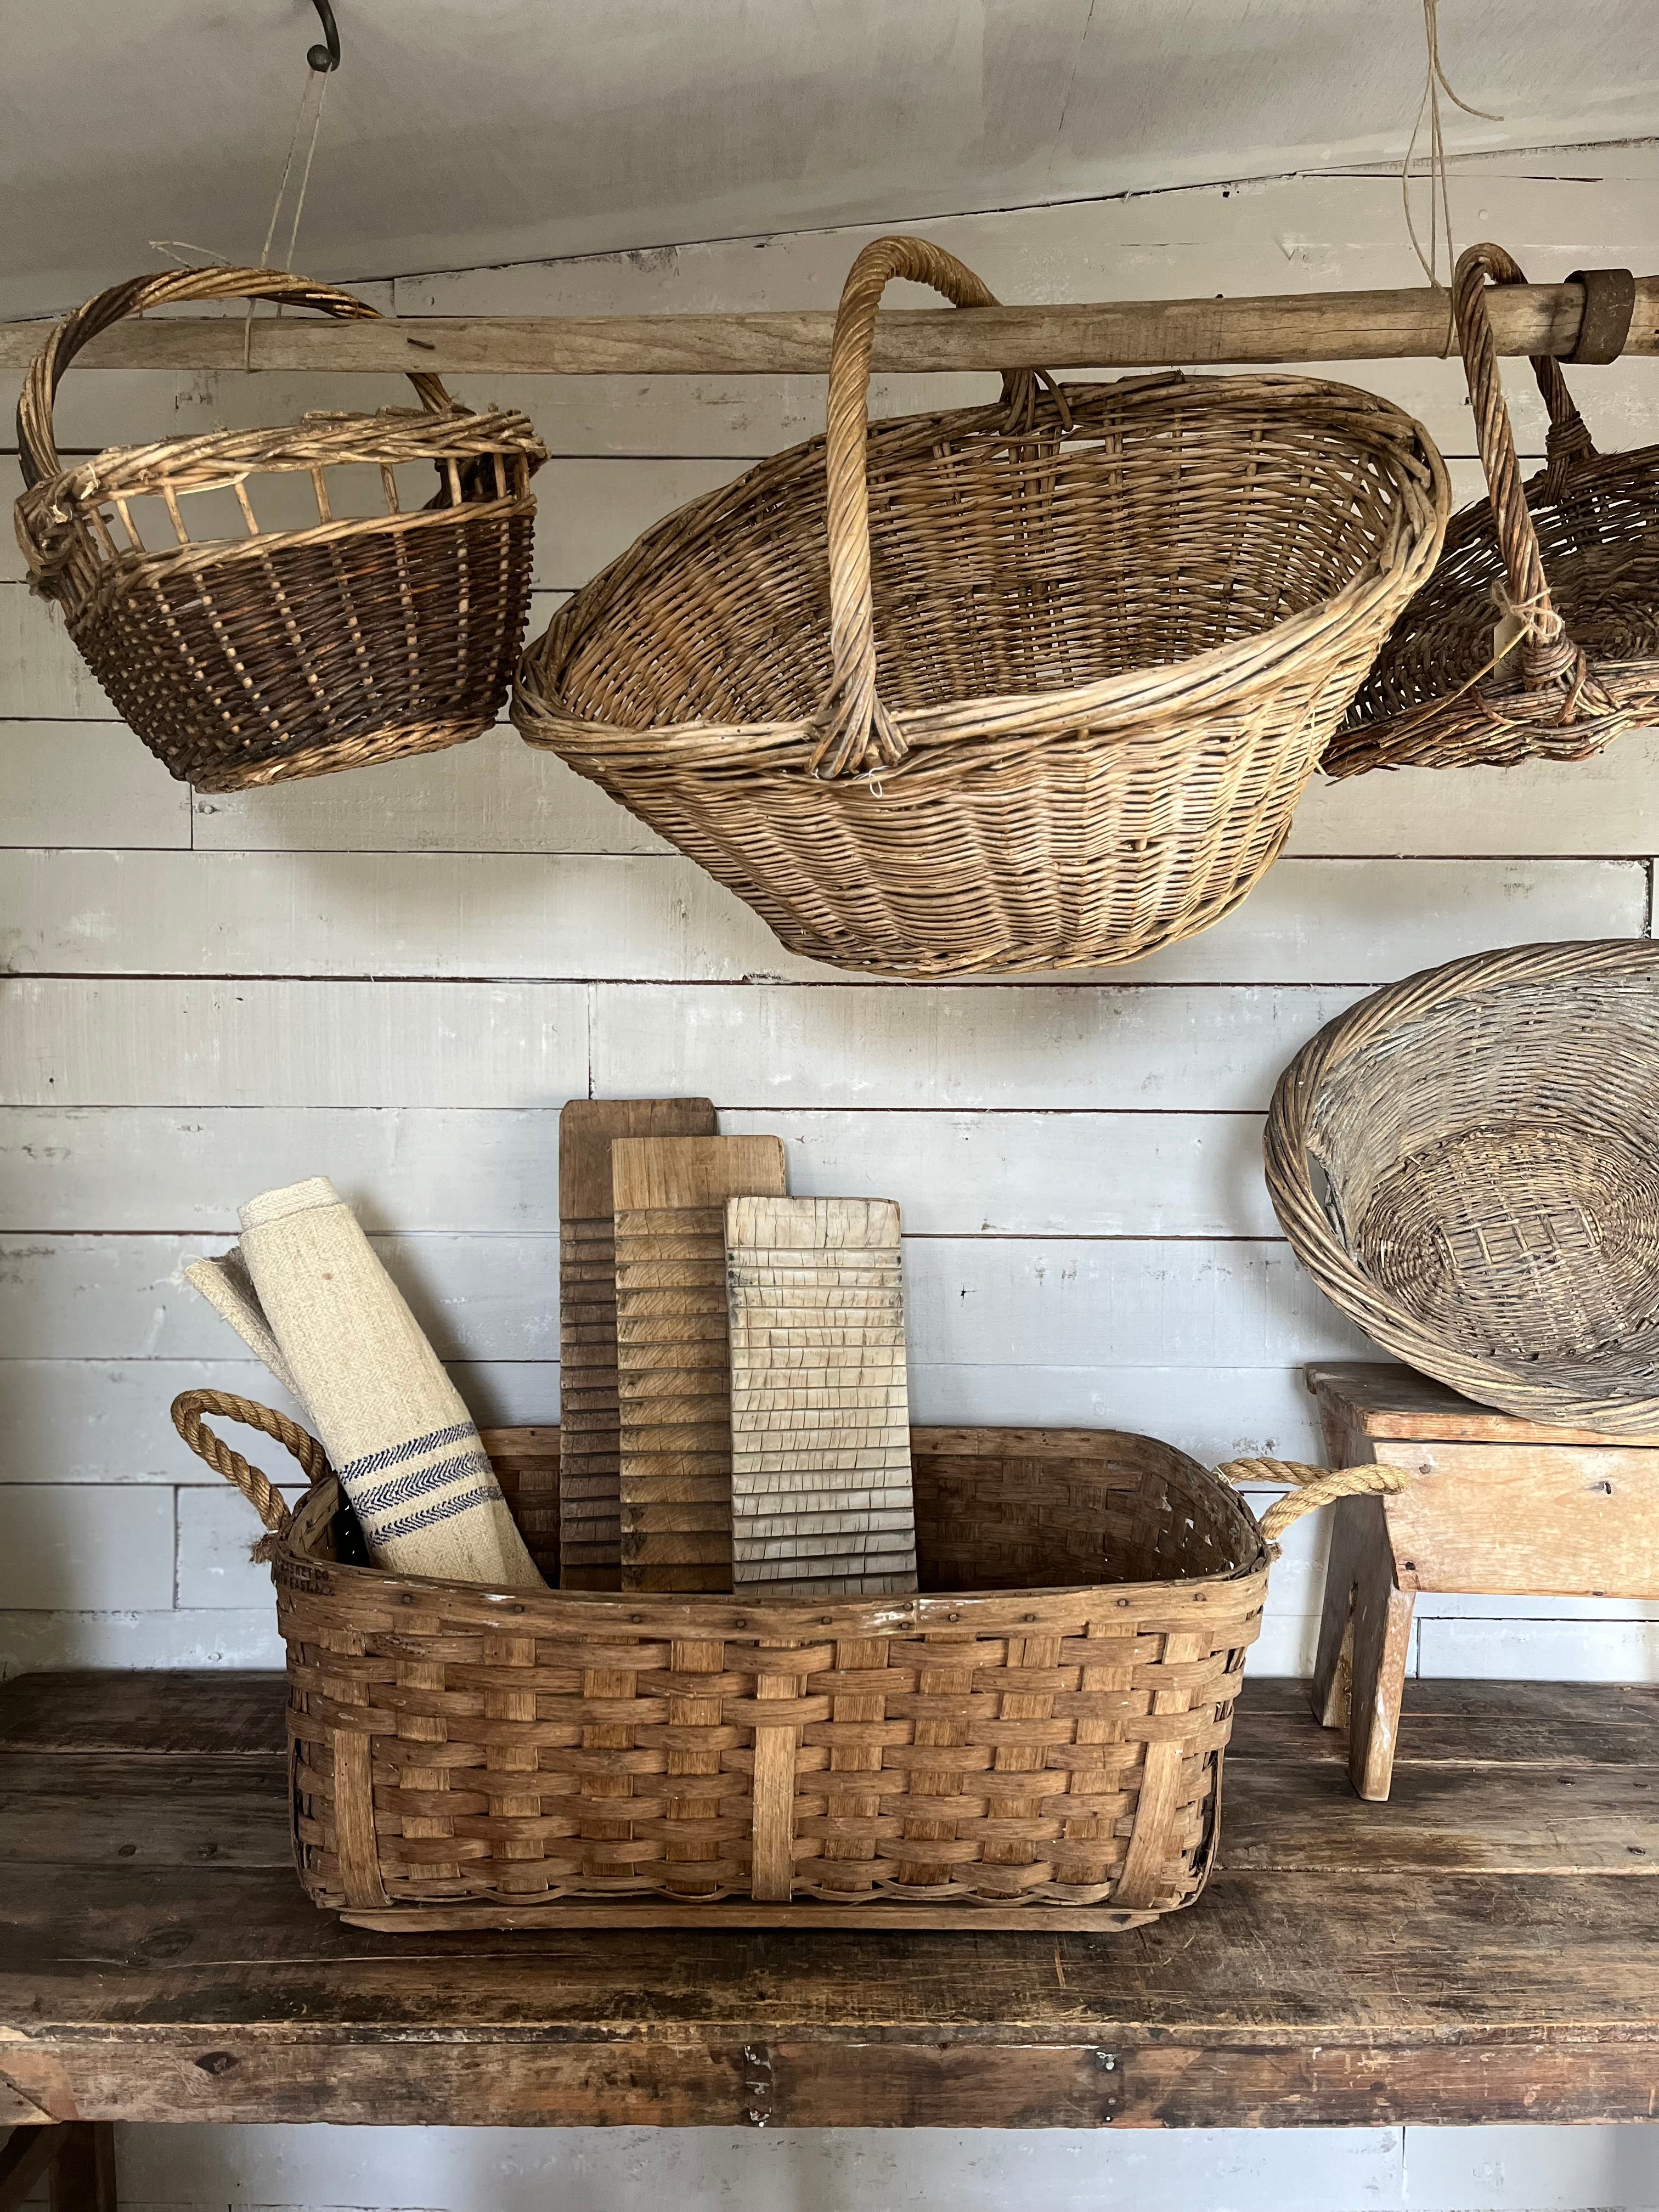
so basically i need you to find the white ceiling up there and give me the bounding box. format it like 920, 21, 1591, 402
2, 0, 1654, 318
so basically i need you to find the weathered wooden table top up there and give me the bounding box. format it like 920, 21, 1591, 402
2, 1671, 1655, 2130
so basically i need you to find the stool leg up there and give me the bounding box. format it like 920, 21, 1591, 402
1311, 1493, 1415, 1802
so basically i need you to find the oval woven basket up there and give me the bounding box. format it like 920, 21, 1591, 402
14, 265, 549, 792
1329, 243, 1659, 777
514, 235, 1448, 978
1266, 939, 1659, 1434
173, 1389, 1395, 1931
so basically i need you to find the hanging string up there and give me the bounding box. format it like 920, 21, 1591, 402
1400, 0, 1503, 298
243, 62, 332, 369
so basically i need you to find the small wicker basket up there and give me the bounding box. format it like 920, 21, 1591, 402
174, 1389, 1392, 1932
1329, 244, 1658, 776
14, 266, 548, 792
514, 234, 1448, 978
1267, 939, 1659, 1434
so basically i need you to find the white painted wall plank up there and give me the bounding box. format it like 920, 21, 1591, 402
0, 1605, 282, 1675
0, 1107, 1278, 1236
175, 1482, 304, 1610
0, 724, 190, 848
3, 851, 1640, 984
0, 1484, 172, 1609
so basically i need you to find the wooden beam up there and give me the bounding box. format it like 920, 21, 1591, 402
0, 280, 1654, 376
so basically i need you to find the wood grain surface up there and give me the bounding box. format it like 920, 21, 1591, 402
725, 1195, 915, 1596
557, 1100, 718, 1588
612, 1135, 788, 1593
2, 1671, 1657, 2130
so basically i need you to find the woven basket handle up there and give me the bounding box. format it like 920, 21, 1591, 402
16, 264, 457, 490
1451, 241, 1606, 697
809, 235, 1042, 781
171, 1387, 330, 1550
1212, 1458, 1412, 1543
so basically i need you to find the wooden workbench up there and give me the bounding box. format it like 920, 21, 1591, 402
2, 1671, 1656, 2133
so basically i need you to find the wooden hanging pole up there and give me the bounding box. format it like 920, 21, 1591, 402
1, 276, 1653, 376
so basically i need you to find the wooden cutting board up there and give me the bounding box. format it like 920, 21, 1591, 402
724, 1195, 916, 1597
612, 1133, 788, 1593
557, 1098, 718, 1590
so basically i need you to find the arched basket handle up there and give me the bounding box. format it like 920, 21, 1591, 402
1212, 1458, 1413, 1544
1452, 242, 1601, 697
16, 264, 458, 490
808, 235, 1044, 781
171, 1388, 330, 1559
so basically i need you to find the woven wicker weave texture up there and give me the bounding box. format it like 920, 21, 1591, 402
1267, 939, 1659, 1435
1331, 242, 1659, 776
514, 233, 1448, 978
13, 264, 548, 792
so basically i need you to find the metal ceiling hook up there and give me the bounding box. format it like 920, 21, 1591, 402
307, 0, 341, 72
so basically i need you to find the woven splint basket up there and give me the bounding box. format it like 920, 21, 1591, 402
174, 1390, 1393, 1931
514, 235, 1448, 977
1329, 244, 1658, 776
1267, 940, 1659, 1434
14, 266, 548, 791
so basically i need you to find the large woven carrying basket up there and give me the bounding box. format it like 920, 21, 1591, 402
1267, 940, 1659, 1434
14, 266, 548, 792
514, 235, 1448, 978
1329, 244, 1658, 776
173, 1389, 1387, 1932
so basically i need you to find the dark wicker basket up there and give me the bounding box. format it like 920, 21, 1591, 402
173, 1390, 1391, 1932
14, 266, 548, 792
1330, 244, 1658, 776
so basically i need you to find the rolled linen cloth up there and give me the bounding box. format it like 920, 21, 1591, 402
235, 1177, 545, 1588
184, 1247, 308, 1409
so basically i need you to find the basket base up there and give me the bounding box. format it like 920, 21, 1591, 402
185, 715, 491, 793
340, 1899, 1164, 1933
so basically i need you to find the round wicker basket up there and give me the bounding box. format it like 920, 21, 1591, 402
14, 266, 548, 792
173, 1388, 1395, 1929
1266, 939, 1659, 1434
1329, 243, 1659, 777
514, 234, 1448, 978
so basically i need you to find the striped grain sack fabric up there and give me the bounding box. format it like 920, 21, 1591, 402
228, 1178, 545, 1587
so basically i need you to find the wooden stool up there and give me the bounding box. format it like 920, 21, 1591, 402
1306, 1362, 1659, 1801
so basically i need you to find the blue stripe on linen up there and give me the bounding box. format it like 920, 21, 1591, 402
337, 1422, 478, 1483
370, 1484, 496, 1545
353, 1450, 495, 1516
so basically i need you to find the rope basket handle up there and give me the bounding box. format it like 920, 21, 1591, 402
1212, 1458, 1413, 1543
809, 235, 1043, 781
1452, 241, 1610, 697
17, 264, 458, 490
171, 1387, 330, 1557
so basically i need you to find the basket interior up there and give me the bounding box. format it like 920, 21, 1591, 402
1310, 973, 1659, 1376
558, 385, 1415, 730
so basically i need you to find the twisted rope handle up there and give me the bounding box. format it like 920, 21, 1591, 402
809, 235, 1041, 781
171, 1388, 330, 1558
1452, 242, 1597, 698
1213, 1458, 1413, 1543
16, 264, 456, 490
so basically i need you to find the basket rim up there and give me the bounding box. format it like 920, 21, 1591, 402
276, 1418, 1273, 1637
1265, 936, 1659, 1431
512, 370, 1449, 776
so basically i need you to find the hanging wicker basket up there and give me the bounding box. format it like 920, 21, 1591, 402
13, 266, 549, 792
513, 235, 1448, 978
1266, 939, 1659, 1435
1329, 244, 1658, 776
172, 1386, 1398, 1931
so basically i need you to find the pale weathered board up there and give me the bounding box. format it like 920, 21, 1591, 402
557, 1099, 718, 1588
725, 1195, 916, 1597
612, 1134, 788, 1592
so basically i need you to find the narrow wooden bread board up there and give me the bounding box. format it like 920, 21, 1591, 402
612, 1133, 788, 1592
557, 1098, 718, 1589
725, 1194, 916, 1596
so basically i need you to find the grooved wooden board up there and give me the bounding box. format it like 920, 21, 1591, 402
725, 1195, 916, 1597
557, 1099, 718, 1589
612, 1134, 788, 1593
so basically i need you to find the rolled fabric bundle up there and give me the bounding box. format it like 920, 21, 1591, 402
184, 1248, 307, 1409
234, 1177, 545, 1588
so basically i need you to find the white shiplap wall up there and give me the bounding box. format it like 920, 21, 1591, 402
4, 162, 1659, 1695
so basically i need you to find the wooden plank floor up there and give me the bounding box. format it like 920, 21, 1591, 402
1, 1672, 1655, 2131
